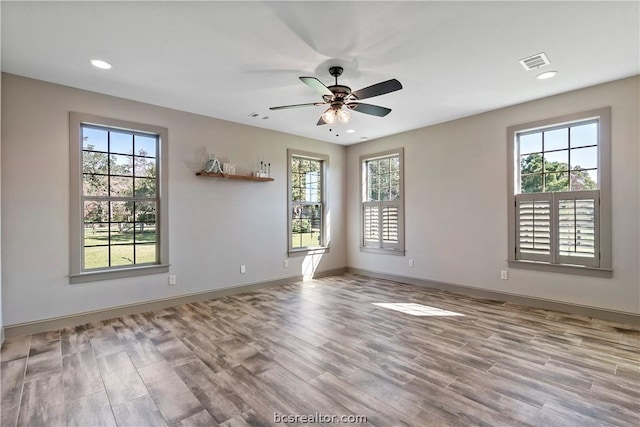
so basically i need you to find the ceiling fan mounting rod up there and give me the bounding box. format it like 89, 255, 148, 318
329, 66, 344, 85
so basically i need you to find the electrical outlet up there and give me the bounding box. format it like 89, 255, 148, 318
408, 259, 414, 268
168, 275, 177, 286
284, 260, 289, 268
500, 270, 508, 280
240, 265, 246, 274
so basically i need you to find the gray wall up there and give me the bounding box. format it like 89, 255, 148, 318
1, 73, 347, 325
2, 73, 638, 328
346, 76, 640, 315
0, 68, 3, 340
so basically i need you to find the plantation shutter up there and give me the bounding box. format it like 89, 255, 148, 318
557, 190, 599, 267
516, 193, 553, 263
516, 191, 600, 267
362, 201, 401, 250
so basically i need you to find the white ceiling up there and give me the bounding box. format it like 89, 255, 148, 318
2, 1, 639, 145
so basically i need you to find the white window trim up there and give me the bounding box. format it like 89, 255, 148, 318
359, 148, 405, 255
287, 149, 329, 256
69, 112, 169, 283
507, 107, 611, 276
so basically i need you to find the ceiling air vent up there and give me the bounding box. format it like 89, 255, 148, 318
519, 53, 550, 71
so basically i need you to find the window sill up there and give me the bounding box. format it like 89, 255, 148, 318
69, 264, 170, 284
508, 259, 612, 278
360, 247, 405, 256
288, 247, 330, 257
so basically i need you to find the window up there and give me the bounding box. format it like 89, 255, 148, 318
288, 150, 328, 253
507, 108, 611, 273
360, 148, 404, 254
69, 113, 169, 283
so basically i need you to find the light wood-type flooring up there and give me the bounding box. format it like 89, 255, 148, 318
2, 274, 639, 426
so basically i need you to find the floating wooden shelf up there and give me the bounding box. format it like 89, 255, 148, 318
196, 171, 274, 182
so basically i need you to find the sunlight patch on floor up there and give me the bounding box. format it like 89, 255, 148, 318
372, 302, 464, 317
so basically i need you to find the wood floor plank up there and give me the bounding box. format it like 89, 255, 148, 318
214, 366, 311, 426
62, 349, 104, 400
0, 336, 31, 363
65, 391, 117, 427
24, 344, 62, 382
258, 367, 359, 421
97, 351, 148, 406
1, 357, 27, 427
112, 395, 168, 427
247, 338, 325, 382
16, 373, 65, 427
60, 325, 92, 355
137, 361, 205, 424
307, 371, 417, 427
174, 359, 248, 424
112, 323, 166, 368
88, 324, 125, 358
149, 331, 197, 366
0, 404, 19, 427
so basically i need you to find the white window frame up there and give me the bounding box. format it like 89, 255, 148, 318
507, 108, 611, 276
360, 148, 405, 255
69, 113, 169, 283
287, 149, 329, 255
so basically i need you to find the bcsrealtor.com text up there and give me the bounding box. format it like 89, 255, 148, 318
274, 412, 367, 424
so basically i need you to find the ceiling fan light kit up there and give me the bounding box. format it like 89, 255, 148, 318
321, 105, 351, 124
270, 66, 402, 126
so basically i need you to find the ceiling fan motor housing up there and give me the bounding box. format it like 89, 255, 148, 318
324, 85, 352, 102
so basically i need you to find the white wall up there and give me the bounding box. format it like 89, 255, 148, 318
347, 76, 640, 315
1, 73, 347, 325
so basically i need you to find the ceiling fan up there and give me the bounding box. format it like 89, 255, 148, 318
270, 66, 402, 125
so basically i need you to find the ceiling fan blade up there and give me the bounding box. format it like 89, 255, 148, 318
351, 79, 402, 100
269, 102, 325, 110
299, 77, 334, 97
349, 103, 392, 117
317, 116, 328, 126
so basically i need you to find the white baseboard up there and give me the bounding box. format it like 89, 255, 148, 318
4, 267, 346, 338
347, 267, 640, 325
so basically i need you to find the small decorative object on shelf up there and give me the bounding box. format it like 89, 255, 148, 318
204, 154, 222, 173
255, 160, 271, 178
223, 163, 236, 175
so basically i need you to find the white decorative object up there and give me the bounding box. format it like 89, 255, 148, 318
223, 163, 236, 175
204, 154, 222, 173
257, 160, 271, 178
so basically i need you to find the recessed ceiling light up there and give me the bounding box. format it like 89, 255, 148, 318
360, 137, 368, 141
90, 59, 112, 70
346, 129, 356, 133
537, 71, 558, 80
